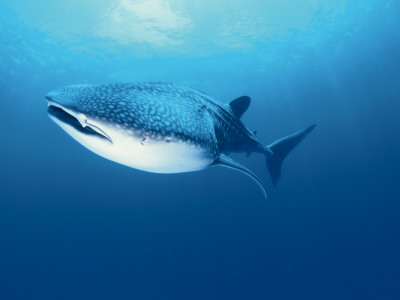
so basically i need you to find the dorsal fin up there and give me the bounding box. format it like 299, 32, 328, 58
229, 96, 251, 119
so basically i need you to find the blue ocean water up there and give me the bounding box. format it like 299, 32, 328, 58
1, 0, 399, 299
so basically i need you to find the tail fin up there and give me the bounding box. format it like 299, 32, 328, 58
266, 124, 316, 187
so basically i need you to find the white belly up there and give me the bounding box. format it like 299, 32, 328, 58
50, 111, 215, 173
62, 124, 212, 173
100, 135, 213, 173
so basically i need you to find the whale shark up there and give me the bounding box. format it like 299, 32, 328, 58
46, 82, 315, 197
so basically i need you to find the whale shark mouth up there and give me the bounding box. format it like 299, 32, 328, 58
47, 103, 112, 143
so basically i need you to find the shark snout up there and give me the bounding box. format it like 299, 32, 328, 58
45, 90, 58, 101
45, 89, 78, 109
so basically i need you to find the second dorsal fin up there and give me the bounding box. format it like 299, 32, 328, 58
229, 96, 250, 119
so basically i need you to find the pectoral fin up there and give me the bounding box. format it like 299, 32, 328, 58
213, 154, 267, 198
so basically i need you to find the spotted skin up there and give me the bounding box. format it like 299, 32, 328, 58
47, 82, 264, 162
47, 82, 316, 197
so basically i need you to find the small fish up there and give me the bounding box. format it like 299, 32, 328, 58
46, 82, 315, 197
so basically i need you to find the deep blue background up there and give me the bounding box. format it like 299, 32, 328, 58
1, 1, 399, 299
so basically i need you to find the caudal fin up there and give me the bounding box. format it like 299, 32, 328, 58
266, 124, 316, 187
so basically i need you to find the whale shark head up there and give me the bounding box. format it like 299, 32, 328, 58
46, 84, 114, 146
